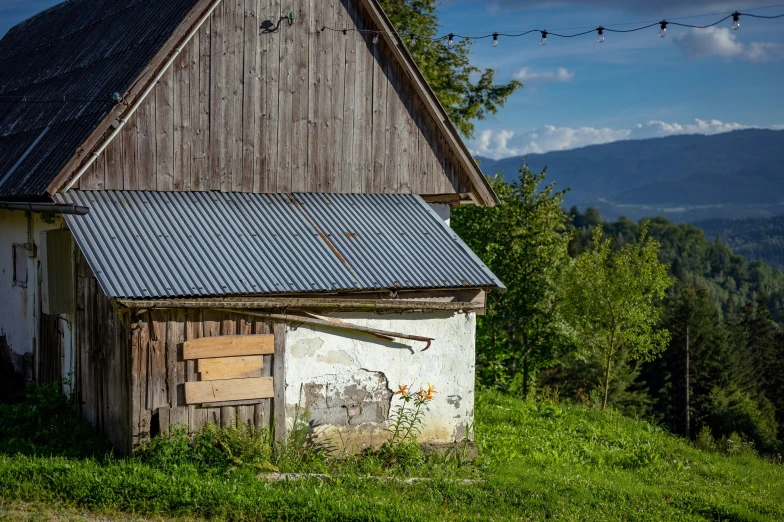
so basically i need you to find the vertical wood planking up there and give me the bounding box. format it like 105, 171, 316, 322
273, 321, 286, 442
78, 154, 105, 190
210, 2, 227, 191
352, 3, 373, 193
384, 56, 403, 194
340, 0, 356, 193
195, 16, 212, 191
63, 0, 474, 198
156, 67, 175, 191
147, 311, 168, 412
370, 26, 388, 193
104, 131, 123, 190
308, 0, 328, 192
258, 0, 281, 193
241, 0, 260, 193
329, 0, 346, 194
254, 319, 272, 429
173, 46, 192, 192
122, 105, 139, 190
228, 0, 245, 192
136, 84, 157, 190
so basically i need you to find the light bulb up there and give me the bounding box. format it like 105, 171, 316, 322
541, 31, 547, 46
409, 34, 416, 46
492, 33, 498, 47
448, 33, 454, 48
732, 12, 740, 30
659, 21, 668, 38
597, 27, 604, 43
372, 32, 379, 44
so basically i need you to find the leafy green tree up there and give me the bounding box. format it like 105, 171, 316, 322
378, 0, 522, 137
452, 165, 572, 396
560, 224, 674, 409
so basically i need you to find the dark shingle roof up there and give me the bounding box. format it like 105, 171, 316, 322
0, 0, 198, 199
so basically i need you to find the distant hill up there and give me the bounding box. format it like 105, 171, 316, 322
477, 129, 784, 222
695, 215, 784, 271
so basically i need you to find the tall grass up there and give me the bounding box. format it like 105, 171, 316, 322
1, 384, 783, 521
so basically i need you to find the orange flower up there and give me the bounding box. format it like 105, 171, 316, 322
395, 384, 409, 397
424, 383, 437, 401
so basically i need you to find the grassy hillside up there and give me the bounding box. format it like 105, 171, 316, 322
1, 387, 782, 521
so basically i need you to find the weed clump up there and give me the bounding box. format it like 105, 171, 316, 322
0, 381, 111, 459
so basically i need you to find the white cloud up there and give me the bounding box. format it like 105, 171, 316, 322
469, 119, 777, 159
513, 67, 575, 84
674, 27, 784, 62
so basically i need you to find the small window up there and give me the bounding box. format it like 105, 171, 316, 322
13, 243, 28, 287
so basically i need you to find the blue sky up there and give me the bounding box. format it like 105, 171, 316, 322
2, 0, 782, 159
439, 0, 784, 158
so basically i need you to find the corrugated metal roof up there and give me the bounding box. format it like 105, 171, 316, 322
56, 190, 504, 298
0, 0, 198, 198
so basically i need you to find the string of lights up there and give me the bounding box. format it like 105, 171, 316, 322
321, 8, 784, 46
1, 6, 783, 103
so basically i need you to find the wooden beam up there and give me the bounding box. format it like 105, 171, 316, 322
420, 193, 474, 205
198, 356, 263, 380
185, 377, 274, 404
183, 335, 274, 360
116, 296, 485, 312
226, 310, 433, 350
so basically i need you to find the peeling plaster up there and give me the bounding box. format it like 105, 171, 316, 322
284, 311, 476, 451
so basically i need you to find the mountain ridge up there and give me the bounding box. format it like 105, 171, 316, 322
477, 128, 784, 222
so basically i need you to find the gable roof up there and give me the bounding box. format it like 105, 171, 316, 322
57, 190, 503, 298
0, 0, 498, 205
0, 0, 199, 199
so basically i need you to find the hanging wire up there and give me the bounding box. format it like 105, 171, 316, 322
318, 6, 784, 44
2, 6, 784, 104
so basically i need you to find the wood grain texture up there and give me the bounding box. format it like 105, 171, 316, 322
185, 377, 274, 404
183, 334, 274, 359
80, 0, 476, 200
199, 356, 263, 380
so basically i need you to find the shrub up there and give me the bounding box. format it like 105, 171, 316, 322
0, 381, 111, 458
707, 385, 778, 453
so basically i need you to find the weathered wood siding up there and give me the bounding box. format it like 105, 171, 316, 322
74, 251, 131, 454
130, 309, 280, 449
76, 0, 471, 195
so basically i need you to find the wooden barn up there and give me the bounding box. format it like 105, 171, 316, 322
0, 0, 503, 455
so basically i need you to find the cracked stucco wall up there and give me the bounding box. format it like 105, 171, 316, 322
284, 311, 475, 451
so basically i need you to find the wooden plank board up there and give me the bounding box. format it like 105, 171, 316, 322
183, 334, 274, 359
195, 16, 212, 191
199, 356, 263, 380
289, 0, 310, 193
156, 67, 175, 191
273, 322, 286, 442
258, 0, 281, 194
185, 377, 274, 404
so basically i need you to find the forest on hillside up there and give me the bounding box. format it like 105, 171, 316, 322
696, 215, 784, 271
452, 167, 784, 456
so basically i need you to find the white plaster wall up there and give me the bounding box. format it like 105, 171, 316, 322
284, 311, 475, 450
427, 202, 451, 226
0, 209, 75, 389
